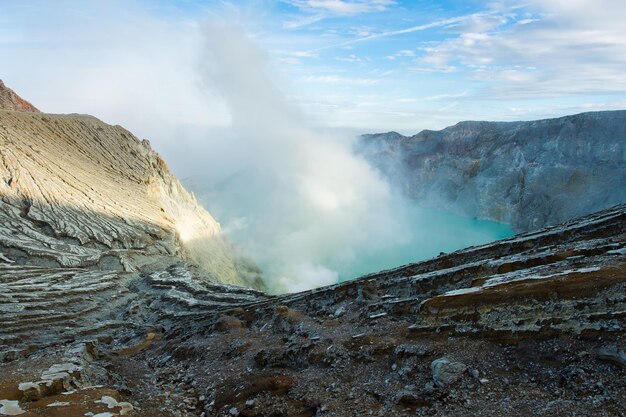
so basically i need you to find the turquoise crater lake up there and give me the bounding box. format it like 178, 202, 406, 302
334, 205, 514, 282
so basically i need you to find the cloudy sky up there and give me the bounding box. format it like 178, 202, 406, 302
2, 0, 626, 144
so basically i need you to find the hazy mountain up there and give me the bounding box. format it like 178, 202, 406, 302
358, 111, 626, 231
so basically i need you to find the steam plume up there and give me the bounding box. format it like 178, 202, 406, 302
196, 23, 510, 293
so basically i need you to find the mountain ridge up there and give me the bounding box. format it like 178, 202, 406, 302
358, 110, 626, 231
366, 110, 626, 139
0, 91, 262, 288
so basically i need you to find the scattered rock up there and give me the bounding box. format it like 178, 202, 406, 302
0, 351, 18, 364
215, 316, 244, 331
96, 395, 133, 415
0, 399, 25, 415
431, 358, 467, 387
396, 389, 425, 407
47, 401, 70, 407
394, 344, 428, 358
597, 346, 626, 369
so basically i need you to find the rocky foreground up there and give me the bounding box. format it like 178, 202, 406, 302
1, 204, 625, 416
358, 111, 626, 231
0, 84, 624, 416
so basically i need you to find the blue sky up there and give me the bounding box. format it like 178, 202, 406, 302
2, 0, 626, 136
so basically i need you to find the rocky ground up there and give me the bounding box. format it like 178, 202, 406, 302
1, 205, 624, 416
134, 204, 626, 417
0, 83, 624, 416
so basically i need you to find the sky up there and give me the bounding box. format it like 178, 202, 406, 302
2, 0, 626, 146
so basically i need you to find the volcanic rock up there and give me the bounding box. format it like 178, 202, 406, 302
431, 358, 467, 386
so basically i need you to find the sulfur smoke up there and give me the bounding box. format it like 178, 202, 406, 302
193, 23, 510, 293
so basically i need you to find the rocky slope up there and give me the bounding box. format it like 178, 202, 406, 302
358, 111, 626, 231
0, 103, 261, 288
0, 81, 39, 113
0, 85, 623, 416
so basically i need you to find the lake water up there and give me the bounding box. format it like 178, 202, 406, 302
331, 205, 514, 282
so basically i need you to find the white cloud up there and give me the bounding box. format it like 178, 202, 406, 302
3, 0, 626, 151
292, 50, 319, 57
282, 14, 325, 29
386, 49, 416, 60
425, 92, 468, 100
284, 0, 396, 16
280, 57, 303, 65
415, 1, 626, 97
0, 1, 231, 137
335, 54, 366, 63
303, 75, 379, 85
277, 50, 319, 65
313, 11, 496, 51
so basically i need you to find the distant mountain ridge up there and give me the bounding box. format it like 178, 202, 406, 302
358, 110, 626, 231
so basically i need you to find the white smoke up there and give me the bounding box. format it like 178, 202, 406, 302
197, 22, 412, 293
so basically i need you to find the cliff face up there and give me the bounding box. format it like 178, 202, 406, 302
358, 111, 626, 231
0, 108, 261, 288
